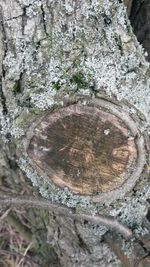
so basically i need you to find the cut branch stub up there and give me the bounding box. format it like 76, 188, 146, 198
26, 100, 145, 198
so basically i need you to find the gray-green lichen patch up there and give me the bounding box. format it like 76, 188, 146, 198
17, 100, 149, 244
17, 97, 149, 239
0, 0, 149, 143
18, 154, 150, 240
0, 0, 150, 240
18, 156, 98, 212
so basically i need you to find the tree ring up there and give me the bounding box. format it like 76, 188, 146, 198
26, 99, 146, 203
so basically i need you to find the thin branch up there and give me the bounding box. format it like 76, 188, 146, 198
0, 249, 38, 266
0, 208, 11, 222
0, 195, 132, 239
5, 213, 34, 243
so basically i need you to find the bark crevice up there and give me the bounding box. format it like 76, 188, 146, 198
0, 6, 8, 115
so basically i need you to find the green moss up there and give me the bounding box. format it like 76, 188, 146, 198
70, 72, 88, 90
52, 81, 61, 91
12, 80, 22, 95
72, 58, 81, 68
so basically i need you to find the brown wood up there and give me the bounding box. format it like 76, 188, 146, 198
27, 103, 137, 195
0, 1, 149, 265
123, 0, 133, 16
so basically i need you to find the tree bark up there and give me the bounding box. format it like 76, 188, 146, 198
0, 0, 150, 266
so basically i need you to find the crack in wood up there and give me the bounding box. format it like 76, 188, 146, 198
0, 6, 8, 115
0, 5, 8, 79
22, 6, 27, 35
41, 4, 48, 36
4, 14, 23, 22
0, 76, 8, 115
73, 220, 91, 254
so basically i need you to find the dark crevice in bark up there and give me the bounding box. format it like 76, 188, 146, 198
0, 6, 8, 115
102, 13, 112, 26
0, 37, 22, 132
22, 6, 27, 35
146, 209, 150, 222
115, 35, 124, 56
129, 0, 145, 24
15, 0, 35, 9
4, 14, 23, 22
22, 0, 38, 8
4, 141, 19, 174
13, 72, 24, 96
73, 220, 91, 254
0, 9, 19, 159
7, 157, 18, 171
0, 76, 8, 115
41, 4, 48, 36
129, 0, 150, 61
0, 7, 8, 79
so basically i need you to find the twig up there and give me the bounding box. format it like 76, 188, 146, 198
0, 196, 132, 239
0, 249, 38, 266
17, 242, 33, 267
5, 213, 34, 243
74, 213, 132, 239
0, 208, 11, 222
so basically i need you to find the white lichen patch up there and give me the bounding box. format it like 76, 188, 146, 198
109, 185, 150, 237
104, 129, 110, 135
1, 0, 149, 125
0, 110, 11, 143
18, 156, 98, 211
18, 151, 149, 240
1, 0, 22, 19
18, 0, 42, 7
3, 51, 23, 80
10, 126, 24, 138
0, 0, 149, 240
30, 90, 56, 110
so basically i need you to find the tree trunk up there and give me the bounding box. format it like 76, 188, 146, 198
0, 0, 150, 266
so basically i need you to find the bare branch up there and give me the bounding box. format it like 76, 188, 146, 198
0, 249, 38, 267
0, 195, 132, 239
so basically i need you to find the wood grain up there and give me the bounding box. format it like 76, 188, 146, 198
27, 104, 137, 195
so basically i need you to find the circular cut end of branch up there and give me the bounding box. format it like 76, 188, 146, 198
27, 101, 141, 197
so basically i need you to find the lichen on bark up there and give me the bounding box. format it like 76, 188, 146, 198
0, 0, 150, 266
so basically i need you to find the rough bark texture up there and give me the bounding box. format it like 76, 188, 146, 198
0, 0, 150, 266
130, 0, 150, 61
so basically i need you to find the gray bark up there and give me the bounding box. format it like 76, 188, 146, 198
0, 0, 150, 266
